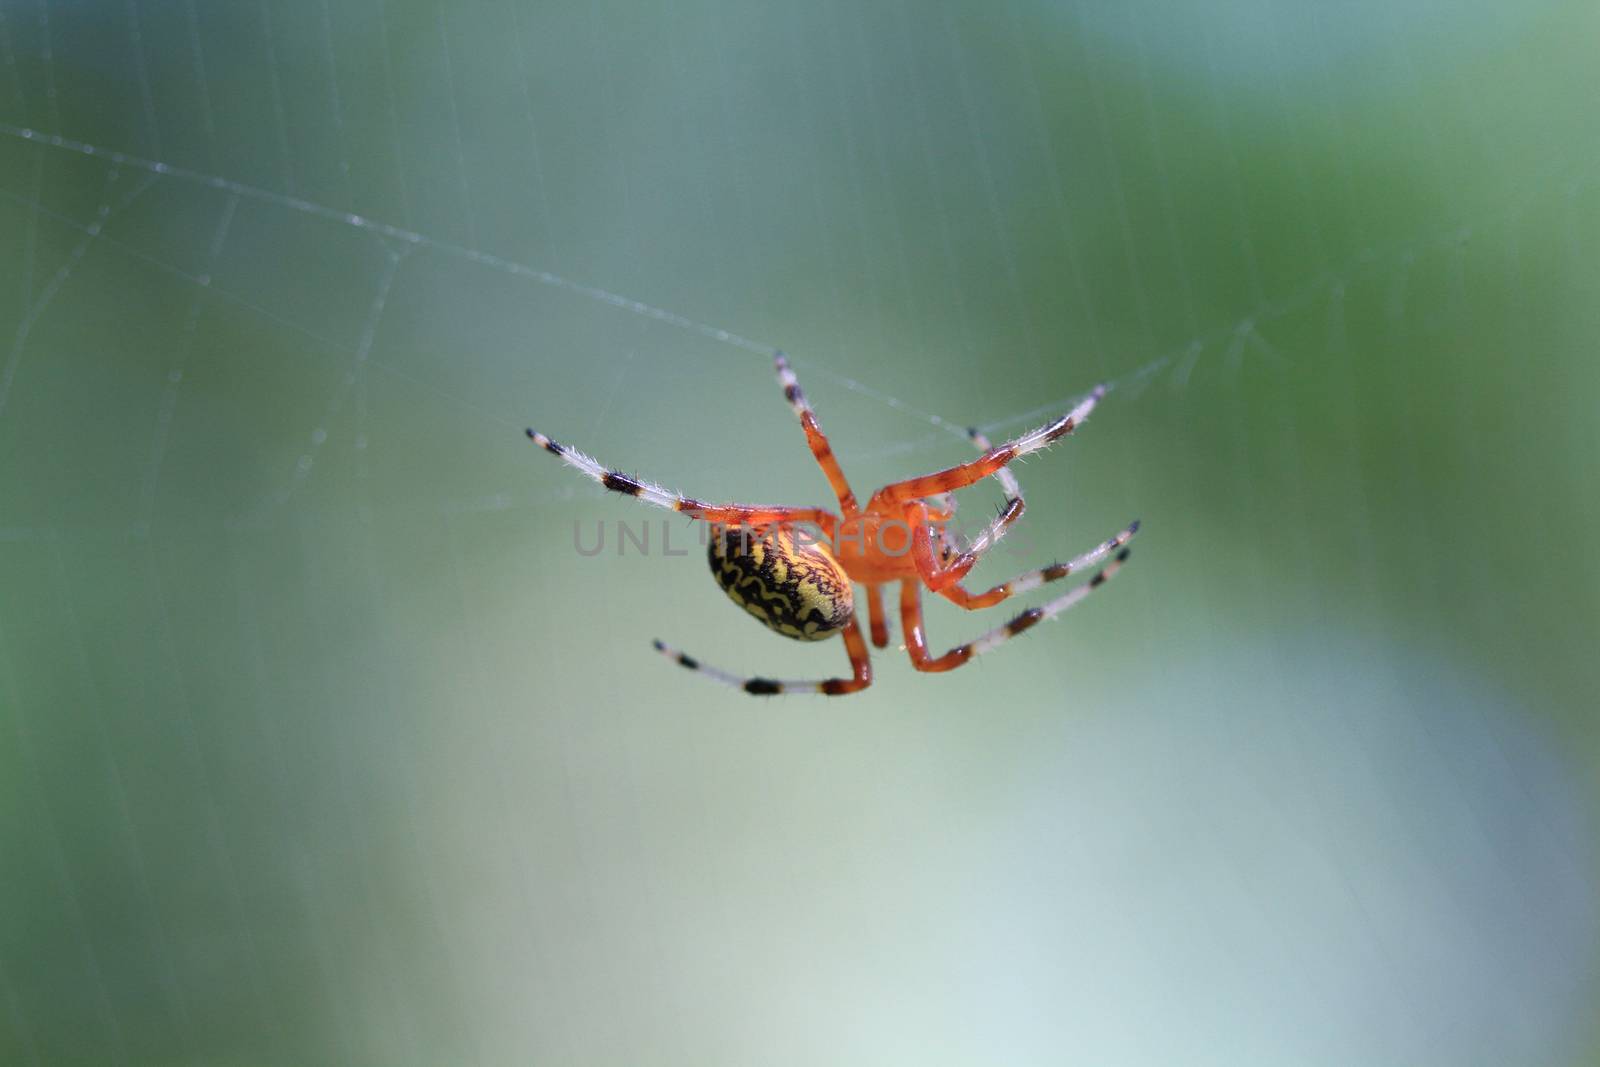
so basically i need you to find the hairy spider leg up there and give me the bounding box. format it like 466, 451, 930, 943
875, 385, 1105, 505
899, 546, 1133, 672
774, 352, 859, 515
934, 519, 1141, 610
921, 428, 1020, 560
943, 426, 1026, 573
652, 612, 873, 696
526, 429, 838, 534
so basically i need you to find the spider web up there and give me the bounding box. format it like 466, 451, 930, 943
1, 1, 1597, 1065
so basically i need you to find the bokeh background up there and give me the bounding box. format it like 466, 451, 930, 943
1, 0, 1596, 1063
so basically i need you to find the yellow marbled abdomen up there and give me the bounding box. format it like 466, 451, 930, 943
708, 525, 853, 640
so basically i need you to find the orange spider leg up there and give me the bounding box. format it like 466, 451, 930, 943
875, 450, 1018, 508
913, 428, 1026, 590
899, 580, 976, 672
685, 506, 839, 541
924, 496, 1026, 591
934, 520, 1141, 610
900, 546, 1134, 673
901, 499, 1013, 594
775, 352, 859, 515
875, 386, 1105, 505
865, 583, 890, 648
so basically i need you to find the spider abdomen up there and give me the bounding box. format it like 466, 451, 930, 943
708, 525, 853, 641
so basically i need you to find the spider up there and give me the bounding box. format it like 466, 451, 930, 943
526, 353, 1138, 696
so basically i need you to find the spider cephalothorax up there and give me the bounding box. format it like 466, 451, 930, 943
527, 352, 1138, 695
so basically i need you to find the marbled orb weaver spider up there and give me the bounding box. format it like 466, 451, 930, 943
526, 353, 1138, 696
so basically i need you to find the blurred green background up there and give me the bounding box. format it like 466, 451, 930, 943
1, 0, 1596, 1063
